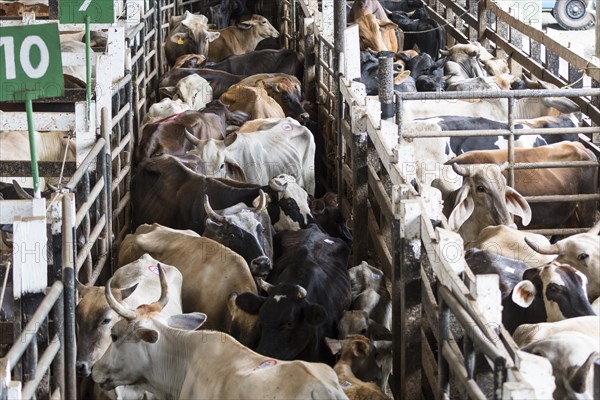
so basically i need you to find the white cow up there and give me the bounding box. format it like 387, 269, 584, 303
0, 130, 75, 189
140, 98, 191, 132
513, 316, 600, 347
76, 253, 183, 399
186, 117, 316, 194
92, 268, 348, 399
521, 331, 600, 399
160, 74, 213, 111
525, 220, 600, 302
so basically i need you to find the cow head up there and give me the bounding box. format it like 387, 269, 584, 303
338, 310, 370, 339
92, 265, 207, 392
349, 262, 386, 300
524, 220, 600, 301
168, 13, 220, 63
76, 280, 138, 377
143, 98, 190, 127
263, 174, 314, 232
261, 77, 310, 124
356, 13, 398, 53
159, 74, 213, 111
511, 263, 596, 322
440, 43, 487, 78
203, 191, 273, 279
447, 162, 531, 243
237, 15, 279, 39
310, 192, 353, 245
172, 54, 206, 69
235, 281, 327, 360
184, 131, 246, 180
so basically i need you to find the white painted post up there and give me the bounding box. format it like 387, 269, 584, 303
321, 0, 334, 43
344, 25, 360, 81
12, 198, 47, 299
474, 274, 502, 330
107, 27, 125, 84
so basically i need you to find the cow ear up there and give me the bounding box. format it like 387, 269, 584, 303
448, 186, 474, 232
305, 304, 327, 326
206, 31, 220, 42
160, 86, 177, 98
568, 351, 599, 394
505, 187, 532, 226
168, 313, 207, 331
236, 21, 254, 30
235, 292, 266, 315
224, 132, 237, 146
378, 20, 398, 31
169, 32, 187, 44
352, 339, 370, 359
135, 328, 159, 343
512, 280, 536, 308
324, 337, 343, 355
119, 282, 138, 300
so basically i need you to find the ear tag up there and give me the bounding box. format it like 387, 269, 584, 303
177, 38, 184, 45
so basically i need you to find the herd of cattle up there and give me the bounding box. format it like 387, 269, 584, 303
0, 0, 599, 398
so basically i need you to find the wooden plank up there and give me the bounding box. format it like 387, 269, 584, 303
0, 113, 76, 131
0, 161, 76, 177
421, 329, 440, 400
13, 216, 47, 298
367, 205, 392, 278
368, 164, 393, 219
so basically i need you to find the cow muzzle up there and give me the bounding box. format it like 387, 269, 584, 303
250, 256, 272, 279
298, 112, 310, 124
76, 361, 91, 377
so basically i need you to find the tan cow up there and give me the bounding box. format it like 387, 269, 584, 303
92, 269, 348, 399
466, 225, 555, 267
118, 223, 257, 332
220, 85, 285, 119
207, 15, 279, 62
355, 14, 398, 53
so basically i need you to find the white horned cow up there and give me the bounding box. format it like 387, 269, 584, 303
91, 265, 348, 400
436, 162, 531, 244
525, 220, 600, 302
118, 223, 257, 333
159, 73, 213, 111
185, 117, 316, 194
77, 254, 183, 399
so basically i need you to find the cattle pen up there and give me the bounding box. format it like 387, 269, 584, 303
0, 0, 599, 399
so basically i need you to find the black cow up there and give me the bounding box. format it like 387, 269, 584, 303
201, 49, 304, 81
503, 263, 595, 333
389, 11, 445, 59
132, 155, 315, 238
359, 51, 416, 95
209, 0, 261, 29
406, 52, 445, 91
235, 225, 351, 365
310, 192, 353, 246
465, 248, 529, 300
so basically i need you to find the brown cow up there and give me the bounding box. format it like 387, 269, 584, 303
0, 2, 23, 15
207, 15, 279, 62
137, 100, 249, 161
234, 73, 310, 123
165, 12, 220, 66
219, 85, 285, 120
448, 141, 598, 231
355, 14, 398, 53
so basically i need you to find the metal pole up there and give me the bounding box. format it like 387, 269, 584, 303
594, 359, 600, 400
333, 0, 345, 204
62, 194, 77, 400
378, 51, 395, 120
25, 96, 40, 198
507, 97, 515, 187
85, 16, 92, 130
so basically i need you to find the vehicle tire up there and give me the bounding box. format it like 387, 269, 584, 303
554, 0, 595, 30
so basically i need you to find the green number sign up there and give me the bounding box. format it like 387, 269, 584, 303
59, 0, 115, 24
0, 23, 64, 101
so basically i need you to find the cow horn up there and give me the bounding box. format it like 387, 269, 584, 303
257, 278, 273, 293
253, 190, 267, 214
451, 163, 470, 177
12, 180, 32, 199
204, 195, 226, 222
588, 219, 600, 235
296, 285, 307, 299
524, 237, 560, 255
568, 351, 599, 394
184, 129, 201, 146
499, 161, 510, 172
75, 278, 88, 293
105, 277, 138, 321
154, 264, 169, 311
269, 178, 288, 192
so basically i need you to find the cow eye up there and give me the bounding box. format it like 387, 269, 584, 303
111, 334, 118, 342
476, 185, 486, 193
283, 322, 294, 329
101, 318, 112, 325
577, 253, 589, 261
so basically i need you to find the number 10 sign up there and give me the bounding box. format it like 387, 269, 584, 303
0, 23, 64, 102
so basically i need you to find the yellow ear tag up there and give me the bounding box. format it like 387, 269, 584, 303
177, 38, 184, 45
